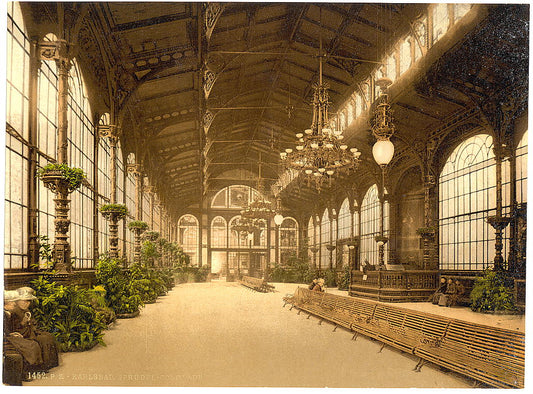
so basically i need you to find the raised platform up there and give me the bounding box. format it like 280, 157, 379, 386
349, 270, 439, 302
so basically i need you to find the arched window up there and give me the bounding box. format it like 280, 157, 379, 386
320, 209, 331, 269
355, 94, 362, 118
307, 216, 315, 249
211, 216, 227, 248
516, 130, 528, 204
229, 216, 247, 248
338, 198, 352, 240
64, 59, 95, 269
439, 134, 510, 270
178, 214, 199, 266
386, 53, 397, 82
211, 185, 262, 209
360, 185, 389, 266
279, 217, 298, 265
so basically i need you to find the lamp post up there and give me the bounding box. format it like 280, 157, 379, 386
273, 213, 284, 280
370, 78, 395, 269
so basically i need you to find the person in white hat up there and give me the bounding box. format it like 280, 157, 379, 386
11, 287, 59, 370
4, 289, 44, 367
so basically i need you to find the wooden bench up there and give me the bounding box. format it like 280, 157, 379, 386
239, 276, 275, 292
283, 287, 524, 388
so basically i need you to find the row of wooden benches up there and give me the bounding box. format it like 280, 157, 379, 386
239, 276, 275, 293
283, 287, 524, 389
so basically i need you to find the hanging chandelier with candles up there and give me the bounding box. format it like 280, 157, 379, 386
279, 53, 361, 189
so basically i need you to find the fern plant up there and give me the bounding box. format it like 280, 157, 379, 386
30, 276, 107, 352
37, 163, 86, 190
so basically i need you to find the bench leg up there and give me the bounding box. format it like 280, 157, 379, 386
332, 325, 338, 332
307, 314, 311, 319
413, 358, 426, 372
289, 305, 294, 311
318, 319, 323, 325
352, 332, 358, 341
297, 310, 301, 315
283, 302, 287, 307
378, 343, 386, 353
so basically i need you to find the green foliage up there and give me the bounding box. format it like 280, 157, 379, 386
470, 269, 517, 312
141, 240, 161, 266
173, 265, 209, 283
143, 231, 160, 241
30, 276, 107, 352
323, 268, 337, 287
95, 257, 143, 314
37, 163, 86, 190
129, 262, 167, 302
99, 203, 129, 220
269, 253, 316, 283
128, 220, 148, 231
337, 264, 351, 290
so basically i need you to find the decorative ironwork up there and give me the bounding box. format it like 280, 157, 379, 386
370, 78, 395, 141
203, 109, 214, 134
204, 2, 225, 42
203, 66, 217, 99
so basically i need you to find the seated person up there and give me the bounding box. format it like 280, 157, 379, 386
308, 279, 318, 290
447, 279, 465, 307
440, 278, 457, 307
11, 287, 59, 370
312, 278, 326, 292
4, 290, 43, 378
429, 277, 447, 304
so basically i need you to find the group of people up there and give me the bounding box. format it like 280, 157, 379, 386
4, 287, 59, 380
429, 277, 465, 307
308, 278, 326, 292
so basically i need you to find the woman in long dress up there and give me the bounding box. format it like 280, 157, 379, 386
10, 287, 59, 370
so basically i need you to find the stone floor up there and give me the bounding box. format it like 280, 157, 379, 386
25, 281, 487, 387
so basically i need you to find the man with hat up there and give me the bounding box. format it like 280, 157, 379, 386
11, 287, 59, 370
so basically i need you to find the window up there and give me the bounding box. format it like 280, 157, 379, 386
346, 102, 354, 127
432, 3, 450, 44
279, 217, 298, 265
439, 134, 510, 270
5, 3, 30, 269
178, 214, 199, 266
211, 185, 262, 209
67, 59, 95, 269
400, 37, 412, 75
338, 198, 351, 240
360, 185, 389, 266
320, 209, 330, 269
386, 54, 397, 82
516, 130, 528, 204
211, 216, 227, 248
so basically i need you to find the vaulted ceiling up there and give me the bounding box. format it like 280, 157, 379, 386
21, 3, 529, 216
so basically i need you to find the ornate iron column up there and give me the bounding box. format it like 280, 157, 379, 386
98, 124, 122, 258
127, 163, 143, 262
39, 40, 75, 273
421, 174, 437, 270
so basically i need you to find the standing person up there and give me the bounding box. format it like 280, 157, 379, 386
11, 287, 59, 370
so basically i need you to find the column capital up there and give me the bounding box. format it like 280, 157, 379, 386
126, 163, 142, 177
97, 124, 121, 143
38, 40, 72, 70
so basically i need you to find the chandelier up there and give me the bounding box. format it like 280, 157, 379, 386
231, 216, 261, 235
279, 54, 361, 189
370, 77, 395, 166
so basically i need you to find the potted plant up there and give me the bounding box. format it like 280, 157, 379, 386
143, 231, 160, 241
128, 220, 148, 232
99, 203, 129, 221
470, 269, 518, 313
416, 226, 437, 237
37, 163, 86, 193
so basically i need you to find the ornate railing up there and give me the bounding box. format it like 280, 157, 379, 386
350, 270, 439, 302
